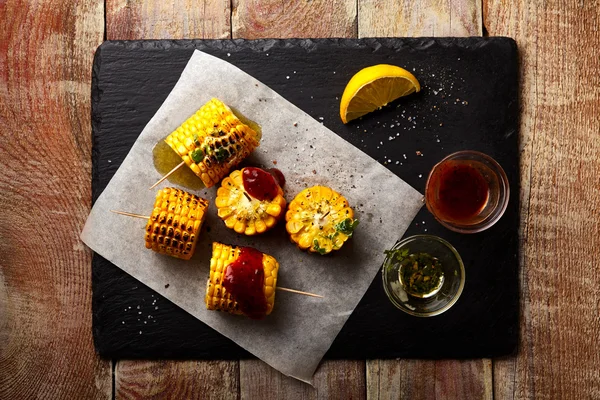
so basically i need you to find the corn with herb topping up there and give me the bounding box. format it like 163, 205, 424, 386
285, 185, 358, 255
164, 98, 261, 188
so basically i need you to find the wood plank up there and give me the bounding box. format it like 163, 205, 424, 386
240, 359, 365, 399
0, 0, 110, 399
232, 0, 357, 39
106, 0, 231, 40
367, 360, 492, 400
358, 0, 482, 38
484, 1, 600, 398
116, 360, 239, 399
358, 1, 491, 399
105, 2, 241, 398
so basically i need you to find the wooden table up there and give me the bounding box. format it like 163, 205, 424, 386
1, 1, 599, 399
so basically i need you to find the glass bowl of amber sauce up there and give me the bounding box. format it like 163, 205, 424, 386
425, 150, 510, 233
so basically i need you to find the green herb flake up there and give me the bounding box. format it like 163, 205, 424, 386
334, 218, 359, 236
312, 239, 327, 255
398, 252, 444, 297
190, 148, 204, 163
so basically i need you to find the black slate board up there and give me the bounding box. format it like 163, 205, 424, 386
92, 38, 519, 360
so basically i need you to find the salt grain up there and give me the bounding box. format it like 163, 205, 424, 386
227, 53, 231, 57
286, 76, 290, 79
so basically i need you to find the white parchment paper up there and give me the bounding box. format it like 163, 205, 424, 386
81, 50, 424, 383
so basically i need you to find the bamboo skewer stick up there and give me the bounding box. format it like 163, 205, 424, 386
276, 287, 324, 298
111, 209, 324, 299
149, 161, 185, 190
110, 210, 150, 219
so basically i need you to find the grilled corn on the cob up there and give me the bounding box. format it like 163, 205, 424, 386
144, 187, 209, 260
205, 242, 278, 318
215, 168, 286, 235
164, 98, 261, 188
286, 185, 358, 255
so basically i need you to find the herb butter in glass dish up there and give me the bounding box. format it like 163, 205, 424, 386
382, 235, 465, 317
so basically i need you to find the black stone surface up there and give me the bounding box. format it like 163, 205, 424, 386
92, 38, 520, 360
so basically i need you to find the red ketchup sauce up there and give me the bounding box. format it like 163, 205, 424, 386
223, 247, 268, 319
242, 167, 282, 200
429, 161, 489, 223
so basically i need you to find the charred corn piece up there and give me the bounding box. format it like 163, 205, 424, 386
285, 185, 358, 255
144, 187, 209, 260
205, 242, 278, 318
215, 168, 286, 235
164, 98, 261, 188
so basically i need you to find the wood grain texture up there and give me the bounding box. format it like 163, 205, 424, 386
359, 1, 491, 398
106, 0, 231, 40
0, 0, 110, 399
240, 359, 365, 399
367, 360, 492, 400
116, 360, 239, 399
232, 0, 357, 39
358, 0, 482, 38
484, 1, 600, 399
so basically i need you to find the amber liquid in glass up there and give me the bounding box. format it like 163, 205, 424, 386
427, 160, 490, 225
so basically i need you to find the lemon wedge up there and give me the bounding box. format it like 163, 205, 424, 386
339, 64, 421, 124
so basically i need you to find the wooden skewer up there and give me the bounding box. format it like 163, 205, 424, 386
276, 287, 324, 298
149, 161, 185, 190
110, 210, 150, 219
111, 209, 324, 299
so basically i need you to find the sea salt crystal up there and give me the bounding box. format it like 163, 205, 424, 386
286, 76, 290, 79
227, 53, 231, 57
418, 174, 423, 178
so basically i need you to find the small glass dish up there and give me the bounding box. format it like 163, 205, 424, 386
382, 235, 465, 317
425, 150, 510, 234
